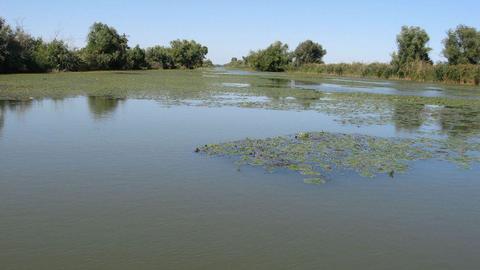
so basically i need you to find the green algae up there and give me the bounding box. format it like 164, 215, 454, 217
197, 131, 480, 184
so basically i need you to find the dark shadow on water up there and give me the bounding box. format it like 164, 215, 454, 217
88, 96, 125, 120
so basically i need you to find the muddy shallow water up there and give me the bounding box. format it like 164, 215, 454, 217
1, 69, 480, 269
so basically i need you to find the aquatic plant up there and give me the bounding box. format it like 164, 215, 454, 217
197, 131, 480, 184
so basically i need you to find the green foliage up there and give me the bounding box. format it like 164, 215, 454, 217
43, 39, 80, 71
82, 22, 129, 70
145, 46, 175, 69
0, 17, 13, 69
225, 57, 248, 68
293, 40, 326, 66
170, 39, 208, 69
0, 17, 210, 73
203, 59, 214, 67
247, 41, 291, 71
294, 62, 480, 85
126, 45, 147, 70
443, 25, 480, 65
391, 26, 432, 75
0, 18, 44, 73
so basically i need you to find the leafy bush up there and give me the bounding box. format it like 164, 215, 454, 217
293, 40, 326, 66
246, 41, 291, 72
145, 46, 175, 69
170, 39, 208, 69
443, 25, 480, 65
126, 45, 147, 70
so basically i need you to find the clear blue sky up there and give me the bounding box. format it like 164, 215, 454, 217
1, 0, 479, 64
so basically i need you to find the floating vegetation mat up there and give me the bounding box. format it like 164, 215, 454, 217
197, 132, 480, 184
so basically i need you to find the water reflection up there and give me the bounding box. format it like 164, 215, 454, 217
0, 102, 5, 135
439, 105, 480, 137
87, 96, 124, 120
0, 100, 34, 136
393, 102, 426, 131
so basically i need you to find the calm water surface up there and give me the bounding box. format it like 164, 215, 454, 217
1, 73, 480, 269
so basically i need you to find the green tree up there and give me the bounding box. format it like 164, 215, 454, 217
170, 39, 208, 69
82, 22, 129, 70
443, 25, 480, 65
392, 26, 432, 69
145, 46, 175, 69
0, 18, 46, 73
293, 40, 326, 66
41, 39, 80, 71
0, 17, 13, 70
203, 59, 214, 67
126, 45, 147, 69
247, 41, 291, 72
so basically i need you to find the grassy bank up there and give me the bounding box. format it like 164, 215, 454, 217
288, 62, 480, 86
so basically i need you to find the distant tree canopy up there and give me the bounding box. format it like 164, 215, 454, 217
0, 17, 210, 73
145, 40, 209, 69
145, 46, 175, 69
170, 39, 208, 69
0, 17, 46, 73
126, 45, 147, 70
42, 39, 81, 71
443, 25, 480, 65
82, 22, 129, 70
293, 40, 326, 66
391, 26, 432, 69
246, 41, 291, 72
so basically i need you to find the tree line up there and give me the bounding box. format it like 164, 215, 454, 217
228, 25, 480, 85
0, 18, 211, 73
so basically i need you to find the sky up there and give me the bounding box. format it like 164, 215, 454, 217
1, 0, 479, 64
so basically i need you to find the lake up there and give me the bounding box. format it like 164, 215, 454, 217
1, 68, 480, 269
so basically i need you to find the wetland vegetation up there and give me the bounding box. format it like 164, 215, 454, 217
228, 25, 480, 85
1, 68, 480, 184
1, 7, 480, 269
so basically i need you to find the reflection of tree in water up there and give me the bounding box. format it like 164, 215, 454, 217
88, 96, 124, 119
439, 105, 480, 137
254, 82, 322, 110
0, 100, 34, 135
0, 101, 5, 134
392, 102, 426, 131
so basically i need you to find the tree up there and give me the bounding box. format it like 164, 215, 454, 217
203, 59, 214, 67
126, 45, 147, 69
41, 39, 80, 71
247, 41, 291, 72
392, 26, 432, 69
0, 18, 46, 73
82, 22, 129, 70
145, 46, 175, 69
170, 39, 208, 69
443, 25, 480, 65
0, 17, 13, 70
293, 40, 326, 66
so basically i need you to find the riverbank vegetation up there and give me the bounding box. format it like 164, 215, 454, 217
0, 18, 210, 73
227, 25, 480, 85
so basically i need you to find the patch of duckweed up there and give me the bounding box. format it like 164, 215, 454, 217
197, 131, 480, 184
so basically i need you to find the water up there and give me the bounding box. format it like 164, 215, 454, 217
1, 71, 480, 269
